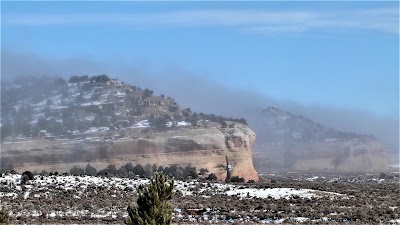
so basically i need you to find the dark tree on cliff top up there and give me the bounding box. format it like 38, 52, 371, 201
142, 88, 153, 98
126, 172, 174, 225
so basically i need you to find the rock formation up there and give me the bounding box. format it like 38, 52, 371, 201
0, 75, 258, 181
251, 107, 388, 172
1, 122, 259, 181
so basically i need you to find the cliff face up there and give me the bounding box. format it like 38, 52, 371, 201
109, 123, 258, 181
1, 75, 258, 180
1, 123, 259, 181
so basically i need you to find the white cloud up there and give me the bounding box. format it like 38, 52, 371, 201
2, 8, 398, 34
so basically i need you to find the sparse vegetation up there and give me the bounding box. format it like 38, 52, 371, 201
206, 173, 218, 181
142, 88, 154, 98
0, 204, 9, 225
85, 163, 97, 176
22, 171, 34, 180
230, 176, 245, 183
1, 75, 248, 143
66, 162, 205, 181
70, 165, 85, 175
1, 171, 398, 224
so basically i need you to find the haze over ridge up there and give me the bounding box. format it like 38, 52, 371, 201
2, 49, 398, 156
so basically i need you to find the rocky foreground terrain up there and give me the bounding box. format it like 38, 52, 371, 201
1, 171, 399, 224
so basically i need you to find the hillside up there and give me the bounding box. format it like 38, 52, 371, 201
0, 75, 257, 181
1, 75, 246, 139
251, 107, 388, 171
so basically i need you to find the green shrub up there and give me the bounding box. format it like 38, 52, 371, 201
206, 173, 218, 181
230, 176, 245, 183
21, 171, 34, 184
85, 164, 97, 176
70, 165, 84, 175
126, 172, 174, 225
22, 171, 34, 180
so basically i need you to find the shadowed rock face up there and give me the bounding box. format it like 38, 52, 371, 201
2, 123, 259, 181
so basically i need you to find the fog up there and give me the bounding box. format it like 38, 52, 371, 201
1, 49, 399, 155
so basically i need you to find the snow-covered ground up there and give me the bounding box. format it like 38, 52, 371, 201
130, 120, 150, 128
1, 172, 398, 224
0, 173, 356, 224
225, 187, 342, 199
1, 174, 343, 200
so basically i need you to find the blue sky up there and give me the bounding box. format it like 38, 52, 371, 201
1, 1, 399, 118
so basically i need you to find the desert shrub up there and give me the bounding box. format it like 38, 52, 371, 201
149, 116, 167, 130
118, 166, 128, 176
123, 162, 134, 173
168, 105, 179, 113
126, 172, 174, 225
133, 164, 146, 178
162, 164, 199, 180
40, 170, 49, 176
22, 171, 34, 180
70, 165, 84, 175
206, 173, 218, 181
90, 74, 110, 84
0, 204, 9, 225
230, 176, 245, 183
199, 168, 209, 175
85, 164, 97, 176
49, 171, 59, 176
97, 169, 108, 176
98, 164, 118, 176
21, 171, 34, 185
69, 75, 89, 83
184, 165, 198, 179
142, 88, 153, 98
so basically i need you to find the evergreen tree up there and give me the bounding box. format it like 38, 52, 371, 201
85, 163, 97, 176
126, 172, 174, 225
70, 165, 84, 175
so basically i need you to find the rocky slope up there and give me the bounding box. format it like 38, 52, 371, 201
0, 75, 258, 181
252, 107, 388, 172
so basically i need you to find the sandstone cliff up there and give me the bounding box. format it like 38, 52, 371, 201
1, 122, 259, 181
1, 75, 258, 181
